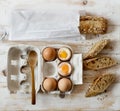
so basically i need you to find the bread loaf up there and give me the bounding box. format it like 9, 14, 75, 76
84, 56, 117, 70
79, 16, 107, 34
85, 74, 115, 97
84, 39, 109, 60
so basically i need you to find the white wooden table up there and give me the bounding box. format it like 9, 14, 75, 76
0, 0, 120, 110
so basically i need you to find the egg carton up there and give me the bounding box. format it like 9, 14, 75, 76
39, 45, 83, 94
7, 45, 41, 94
7, 44, 83, 95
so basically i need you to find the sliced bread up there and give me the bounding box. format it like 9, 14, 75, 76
84, 39, 110, 60
83, 56, 117, 70
85, 74, 115, 97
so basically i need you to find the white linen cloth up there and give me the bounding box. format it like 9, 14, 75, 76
9, 4, 85, 41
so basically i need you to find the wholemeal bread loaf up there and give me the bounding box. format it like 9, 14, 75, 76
85, 74, 115, 97
83, 56, 117, 70
84, 39, 109, 60
79, 16, 107, 34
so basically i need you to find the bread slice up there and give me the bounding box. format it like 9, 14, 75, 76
79, 16, 107, 34
85, 74, 115, 97
84, 56, 117, 70
84, 39, 109, 60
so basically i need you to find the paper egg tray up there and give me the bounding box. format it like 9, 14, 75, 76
7, 45, 41, 94
40, 45, 83, 94
7, 44, 83, 95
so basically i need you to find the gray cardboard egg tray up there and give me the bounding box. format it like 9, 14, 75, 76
7, 44, 83, 95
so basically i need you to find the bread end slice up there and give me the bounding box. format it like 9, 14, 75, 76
79, 16, 107, 34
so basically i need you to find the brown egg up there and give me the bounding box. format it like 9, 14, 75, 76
42, 47, 56, 61
58, 62, 72, 77
58, 78, 72, 92
43, 78, 57, 92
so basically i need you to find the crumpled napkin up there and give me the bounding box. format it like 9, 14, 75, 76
9, 5, 85, 41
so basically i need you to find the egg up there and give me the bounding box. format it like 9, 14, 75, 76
42, 78, 57, 92
58, 62, 72, 76
58, 47, 72, 61
58, 78, 72, 92
42, 47, 56, 61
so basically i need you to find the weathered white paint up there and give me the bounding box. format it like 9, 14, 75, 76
0, 0, 120, 110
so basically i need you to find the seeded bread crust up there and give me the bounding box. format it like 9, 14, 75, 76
84, 39, 110, 60
83, 56, 117, 70
85, 74, 115, 97
79, 16, 107, 34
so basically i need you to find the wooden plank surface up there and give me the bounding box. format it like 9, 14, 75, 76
0, 0, 120, 110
